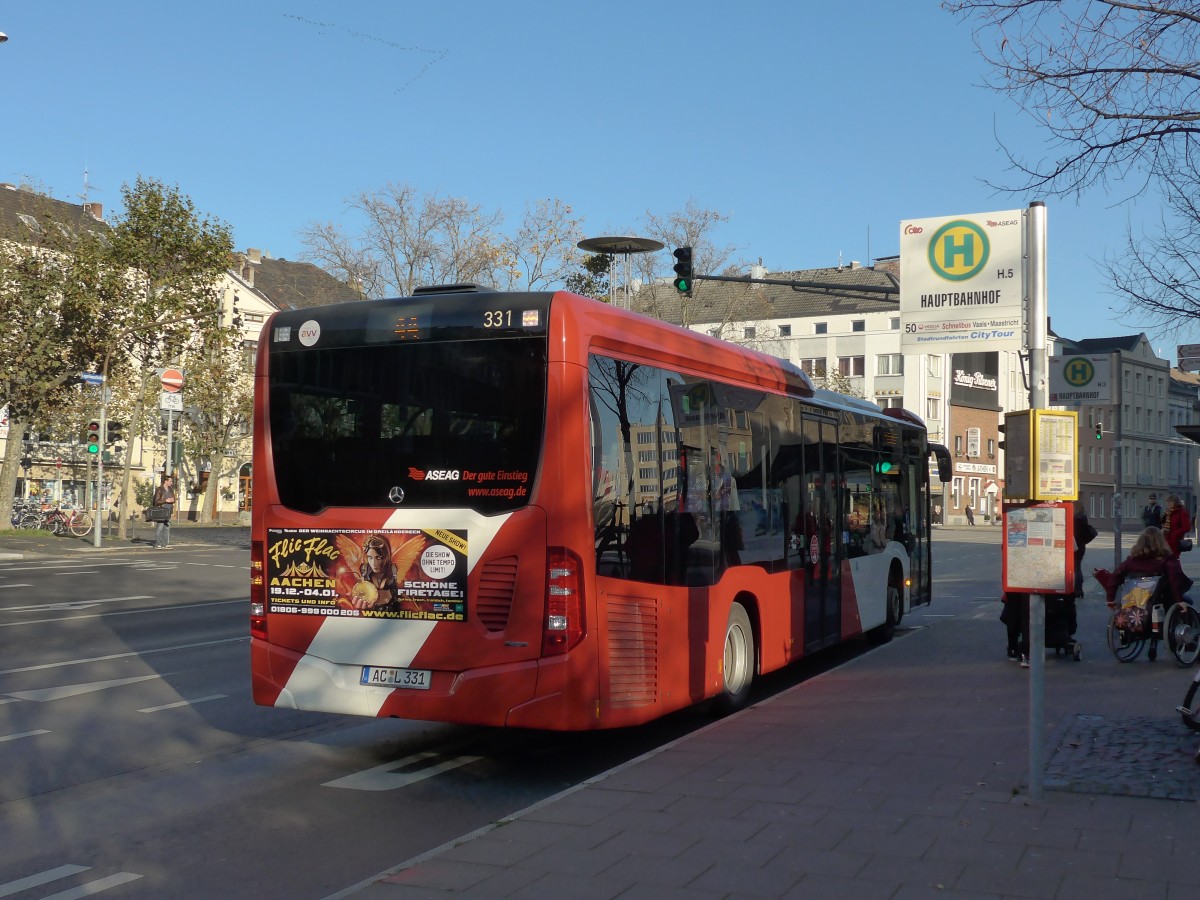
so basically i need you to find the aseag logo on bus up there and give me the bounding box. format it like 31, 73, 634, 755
927, 220, 990, 282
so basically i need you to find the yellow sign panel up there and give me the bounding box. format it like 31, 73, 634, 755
1002, 409, 1078, 502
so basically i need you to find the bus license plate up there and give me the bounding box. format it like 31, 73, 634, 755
360, 666, 432, 690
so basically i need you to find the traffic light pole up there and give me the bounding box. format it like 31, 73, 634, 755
93, 402, 107, 548
689, 273, 900, 297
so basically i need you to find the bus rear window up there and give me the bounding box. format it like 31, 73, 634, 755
268, 338, 546, 513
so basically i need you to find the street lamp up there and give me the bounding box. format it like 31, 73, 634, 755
0, 32, 9, 44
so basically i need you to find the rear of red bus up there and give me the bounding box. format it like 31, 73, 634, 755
249, 288, 600, 729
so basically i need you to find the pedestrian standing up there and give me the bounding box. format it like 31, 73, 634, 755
1142, 493, 1164, 529
152, 475, 176, 550
965, 504, 975, 526
1164, 494, 1192, 558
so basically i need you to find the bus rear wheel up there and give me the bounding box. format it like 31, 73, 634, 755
713, 603, 754, 715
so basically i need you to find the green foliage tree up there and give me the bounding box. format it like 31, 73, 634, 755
0, 197, 124, 527
0, 178, 234, 534
565, 251, 613, 301
176, 315, 254, 524
106, 177, 235, 535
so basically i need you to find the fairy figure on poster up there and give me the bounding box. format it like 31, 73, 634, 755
334, 532, 426, 612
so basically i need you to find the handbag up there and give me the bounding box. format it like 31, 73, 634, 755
1180, 538, 1194, 553
1114, 576, 1161, 634
147, 505, 172, 523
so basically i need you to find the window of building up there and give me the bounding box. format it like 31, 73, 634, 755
928, 397, 942, 420
954, 434, 963, 456
876, 353, 903, 375
927, 354, 942, 376
987, 438, 995, 458
800, 358, 827, 377
875, 396, 904, 409
814, 322, 827, 335
837, 356, 865, 377
778, 324, 791, 337
890, 317, 900, 330
851, 320, 865, 332
743, 326, 756, 339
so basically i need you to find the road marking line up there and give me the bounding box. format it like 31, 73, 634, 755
41, 872, 142, 898
0, 584, 33, 589
138, 694, 227, 713
0, 599, 244, 629
0, 729, 50, 744
2, 596, 153, 612
323, 752, 483, 791
0, 635, 245, 674
0, 561, 141, 572
0, 864, 89, 896
9, 674, 164, 702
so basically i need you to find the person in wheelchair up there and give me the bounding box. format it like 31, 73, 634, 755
1101, 526, 1194, 661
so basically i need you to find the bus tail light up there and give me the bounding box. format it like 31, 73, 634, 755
250, 540, 267, 640
543, 547, 585, 656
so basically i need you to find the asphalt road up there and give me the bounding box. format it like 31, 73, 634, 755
0, 527, 1023, 898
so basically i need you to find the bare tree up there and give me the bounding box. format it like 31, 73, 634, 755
946, 0, 1200, 329
299, 183, 506, 297
946, 0, 1200, 196
497, 198, 586, 291
633, 200, 741, 325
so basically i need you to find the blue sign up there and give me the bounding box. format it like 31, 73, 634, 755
80, 373, 105, 386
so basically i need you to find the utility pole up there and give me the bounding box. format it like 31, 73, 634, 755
1026, 201, 1049, 801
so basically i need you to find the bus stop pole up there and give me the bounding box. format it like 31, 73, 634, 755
1026, 201, 1049, 801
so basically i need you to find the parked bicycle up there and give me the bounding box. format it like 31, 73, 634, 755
45, 507, 94, 537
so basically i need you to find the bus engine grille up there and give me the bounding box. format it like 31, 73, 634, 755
605, 595, 659, 707
476, 556, 517, 631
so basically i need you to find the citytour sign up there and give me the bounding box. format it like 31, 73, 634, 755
899, 209, 1026, 355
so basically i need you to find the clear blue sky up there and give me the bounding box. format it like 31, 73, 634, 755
0, 1, 1179, 359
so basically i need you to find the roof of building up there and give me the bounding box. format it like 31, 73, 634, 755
247, 254, 363, 310
1061, 334, 1147, 354
0, 183, 108, 240
631, 264, 900, 328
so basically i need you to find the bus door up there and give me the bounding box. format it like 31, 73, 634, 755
802, 415, 841, 651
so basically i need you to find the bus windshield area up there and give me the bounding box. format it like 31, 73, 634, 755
268, 337, 547, 513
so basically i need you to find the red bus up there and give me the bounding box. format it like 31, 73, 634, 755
250, 286, 952, 730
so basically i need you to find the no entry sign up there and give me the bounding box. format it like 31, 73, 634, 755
160, 368, 184, 393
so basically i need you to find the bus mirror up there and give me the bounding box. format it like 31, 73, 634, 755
930, 443, 953, 483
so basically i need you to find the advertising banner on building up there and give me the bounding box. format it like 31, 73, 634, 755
900, 210, 1026, 354
950, 352, 1001, 410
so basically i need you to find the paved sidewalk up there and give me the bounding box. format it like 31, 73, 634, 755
340, 561, 1200, 899
0, 521, 249, 559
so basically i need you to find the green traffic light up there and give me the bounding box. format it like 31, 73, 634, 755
87, 443, 99, 454
674, 277, 690, 293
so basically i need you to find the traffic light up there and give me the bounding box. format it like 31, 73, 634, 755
996, 423, 1006, 452
86, 420, 100, 454
672, 246, 693, 295
1095, 422, 1103, 440
873, 461, 894, 475
107, 421, 125, 443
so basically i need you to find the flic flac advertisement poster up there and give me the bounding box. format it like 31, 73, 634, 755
266, 528, 468, 621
